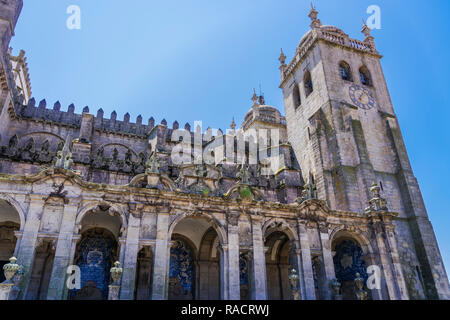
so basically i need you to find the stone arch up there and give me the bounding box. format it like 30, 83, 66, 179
339, 60, 353, 81
330, 228, 373, 300
329, 227, 374, 256
168, 212, 227, 246
97, 143, 138, 157
75, 201, 128, 237
303, 70, 313, 97
264, 229, 294, 300
262, 218, 298, 242
169, 215, 224, 300
0, 193, 26, 231
70, 228, 119, 300
359, 65, 373, 86
169, 235, 197, 300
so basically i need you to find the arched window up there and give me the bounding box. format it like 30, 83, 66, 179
304, 71, 313, 97
339, 61, 352, 81
359, 66, 372, 86
292, 84, 301, 108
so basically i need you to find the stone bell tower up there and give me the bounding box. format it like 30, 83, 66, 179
0, 0, 23, 139
279, 5, 449, 299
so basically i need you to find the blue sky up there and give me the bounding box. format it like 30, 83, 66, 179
11, 1, 450, 275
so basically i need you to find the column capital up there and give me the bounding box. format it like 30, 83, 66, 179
13, 230, 23, 240
217, 243, 228, 252
28, 194, 45, 202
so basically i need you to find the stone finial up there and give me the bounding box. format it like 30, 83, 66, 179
111, 111, 117, 121
308, 3, 322, 29
82, 106, 89, 113
161, 119, 167, 126
330, 278, 342, 300
68, 104, 75, 113
361, 19, 376, 51
184, 122, 191, 132
278, 48, 286, 66
136, 115, 142, 125
361, 19, 371, 37
110, 261, 123, 285
289, 269, 300, 300
173, 121, 179, 130
3, 257, 19, 282
54, 134, 74, 171
365, 182, 388, 213
53, 101, 61, 111
230, 117, 236, 131
258, 95, 265, 105
251, 88, 258, 106
124, 112, 130, 123
354, 273, 368, 300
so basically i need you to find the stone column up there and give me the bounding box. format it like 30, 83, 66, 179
297, 220, 316, 300
16, 195, 45, 299
46, 199, 80, 300
289, 246, 305, 299
227, 214, 240, 300
151, 209, 170, 300
218, 244, 229, 300
318, 222, 336, 300
250, 216, 267, 300
118, 238, 126, 266
119, 212, 141, 300
62, 234, 81, 300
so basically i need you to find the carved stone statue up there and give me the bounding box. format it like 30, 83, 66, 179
145, 153, 160, 174
54, 151, 64, 168
63, 152, 73, 170
237, 163, 251, 185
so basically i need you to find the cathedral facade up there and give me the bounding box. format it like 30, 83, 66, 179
0, 1, 448, 300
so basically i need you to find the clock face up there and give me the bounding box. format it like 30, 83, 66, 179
349, 84, 376, 110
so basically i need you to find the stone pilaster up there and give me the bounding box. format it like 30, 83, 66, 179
218, 244, 229, 300
16, 195, 45, 299
297, 220, 316, 300
151, 209, 170, 300
13, 230, 22, 256
0, 283, 14, 300
227, 213, 240, 300
318, 222, 336, 300
62, 234, 80, 300
46, 199, 80, 300
119, 212, 141, 300
368, 213, 399, 300
250, 216, 267, 300
384, 222, 408, 300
